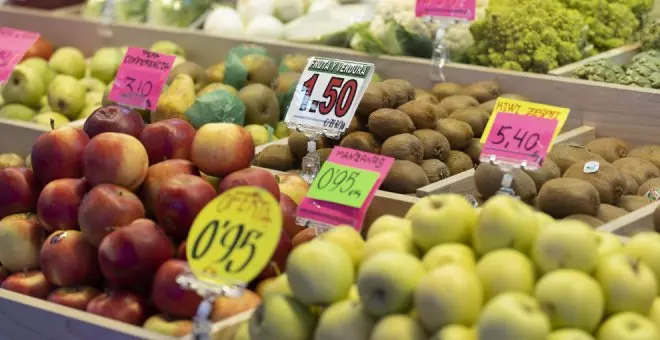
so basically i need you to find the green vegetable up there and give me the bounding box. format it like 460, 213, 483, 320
573, 59, 625, 83
608, 0, 654, 22
283, 5, 372, 47
640, 19, 660, 51
146, 0, 211, 28
617, 54, 660, 88
350, 13, 434, 58
184, 90, 246, 128
222, 44, 271, 89
83, 0, 149, 23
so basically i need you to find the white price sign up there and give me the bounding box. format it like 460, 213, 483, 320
284, 57, 375, 135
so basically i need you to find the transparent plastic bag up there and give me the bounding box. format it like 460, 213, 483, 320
82, 0, 149, 23
146, 0, 211, 28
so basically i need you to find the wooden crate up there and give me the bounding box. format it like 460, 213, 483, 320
548, 44, 641, 77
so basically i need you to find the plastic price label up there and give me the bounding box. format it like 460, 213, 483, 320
306, 162, 380, 208
186, 187, 282, 285
108, 47, 175, 111
0, 27, 40, 83
415, 0, 476, 20
284, 57, 374, 136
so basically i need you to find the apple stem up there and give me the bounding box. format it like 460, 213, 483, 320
631, 257, 641, 273
271, 262, 281, 276
49, 118, 55, 130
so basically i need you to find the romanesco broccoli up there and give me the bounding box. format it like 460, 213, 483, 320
640, 19, 660, 51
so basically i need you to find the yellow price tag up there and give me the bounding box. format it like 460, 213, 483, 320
480, 98, 570, 150
186, 186, 282, 285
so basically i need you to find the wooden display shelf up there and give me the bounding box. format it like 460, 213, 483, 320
548, 43, 641, 77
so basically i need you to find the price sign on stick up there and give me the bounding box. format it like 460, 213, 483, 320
109, 47, 175, 111
284, 57, 374, 136
0, 27, 40, 83
306, 161, 381, 208
415, 0, 477, 20
186, 187, 282, 285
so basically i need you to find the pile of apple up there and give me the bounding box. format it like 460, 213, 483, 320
242, 194, 660, 340
0, 103, 309, 336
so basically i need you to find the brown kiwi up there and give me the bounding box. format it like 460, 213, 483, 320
414, 88, 440, 104
478, 99, 496, 114
474, 162, 537, 203
380, 133, 424, 164
622, 173, 639, 195
637, 177, 660, 196
317, 148, 332, 166
382, 79, 416, 107
412, 129, 451, 160
563, 161, 626, 204
367, 108, 415, 140
536, 178, 601, 218
596, 204, 629, 222
463, 138, 482, 165
254, 145, 296, 171
397, 100, 441, 129
431, 82, 463, 100
616, 195, 650, 212
356, 82, 394, 119
445, 150, 475, 176
563, 214, 604, 228
340, 132, 381, 154
421, 159, 450, 182
628, 145, 660, 168
439, 95, 479, 114
612, 157, 660, 185
435, 118, 474, 150
381, 160, 430, 194
523, 158, 561, 191
460, 80, 501, 103
288, 131, 330, 158
547, 144, 607, 174
343, 117, 360, 136
449, 107, 490, 137
585, 137, 631, 162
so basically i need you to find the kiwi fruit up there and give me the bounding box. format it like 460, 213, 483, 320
397, 100, 440, 129
344, 117, 360, 136
382, 160, 430, 194
584, 137, 630, 162
368, 108, 415, 140
563, 161, 626, 204
536, 178, 601, 218
478, 99, 496, 114
523, 158, 561, 191
463, 138, 482, 165
547, 144, 607, 174
340, 132, 381, 154
317, 148, 332, 166
431, 82, 463, 100
460, 80, 501, 103
413, 129, 451, 160
622, 173, 639, 195
421, 159, 450, 182
449, 107, 489, 137
254, 145, 296, 171
380, 133, 424, 164
474, 162, 537, 203
637, 177, 660, 196
612, 157, 660, 185
563, 214, 604, 228
617, 195, 650, 212
414, 88, 440, 104
439, 95, 479, 114
445, 150, 475, 176
382, 79, 416, 107
356, 83, 394, 119
288, 131, 330, 158
435, 118, 474, 150
596, 204, 629, 222
628, 145, 660, 169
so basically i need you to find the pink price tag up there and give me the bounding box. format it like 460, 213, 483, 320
296, 147, 394, 231
108, 47, 175, 111
0, 27, 40, 83
415, 0, 476, 20
481, 112, 558, 169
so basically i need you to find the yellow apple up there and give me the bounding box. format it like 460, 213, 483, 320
547, 328, 594, 340
276, 173, 308, 205
422, 243, 476, 271
623, 232, 660, 293
596, 312, 660, 340
318, 225, 364, 270
361, 231, 419, 262
245, 124, 272, 146
476, 292, 550, 340
142, 314, 192, 336
366, 215, 412, 240
476, 249, 535, 301
261, 273, 292, 297
648, 297, 660, 330
274, 121, 290, 139
430, 324, 476, 340
314, 299, 375, 340
595, 231, 622, 257
347, 284, 359, 302
531, 220, 598, 274
535, 211, 555, 228
595, 252, 657, 315
248, 294, 317, 340
232, 322, 250, 340
370, 314, 427, 340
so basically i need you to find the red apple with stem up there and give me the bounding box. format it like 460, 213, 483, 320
82, 132, 149, 191
83, 105, 145, 139
139, 118, 196, 165
31, 126, 89, 185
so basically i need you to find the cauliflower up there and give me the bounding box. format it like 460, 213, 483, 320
442, 23, 474, 62
351, 11, 434, 58
573, 59, 626, 83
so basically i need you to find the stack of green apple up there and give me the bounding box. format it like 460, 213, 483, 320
240, 194, 660, 340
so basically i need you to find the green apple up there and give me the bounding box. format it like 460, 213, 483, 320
361, 231, 418, 262
48, 47, 86, 79
422, 243, 475, 271
535, 211, 555, 228
47, 75, 87, 119
430, 324, 476, 340
414, 264, 482, 333
623, 232, 660, 293
473, 194, 539, 256
534, 269, 604, 332
596, 312, 660, 340
317, 225, 364, 270
648, 297, 660, 330
245, 124, 272, 146
476, 249, 535, 301
595, 231, 622, 257
248, 294, 316, 340
77, 104, 100, 120
547, 328, 595, 340
20, 57, 55, 87
150, 40, 186, 58
347, 284, 359, 302
370, 314, 427, 340
313, 300, 375, 340
531, 220, 598, 274
232, 321, 250, 340
80, 77, 107, 94
89, 47, 123, 84
595, 252, 657, 315
366, 215, 412, 240
31, 112, 70, 129
405, 194, 476, 251
2, 65, 45, 107
286, 240, 354, 305
0, 104, 37, 121
358, 252, 425, 317
142, 314, 192, 337
262, 273, 292, 297
274, 121, 290, 139
476, 292, 550, 340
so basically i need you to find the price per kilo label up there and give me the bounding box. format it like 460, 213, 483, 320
415, 0, 476, 20
306, 161, 380, 209
0, 27, 40, 83
186, 187, 282, 285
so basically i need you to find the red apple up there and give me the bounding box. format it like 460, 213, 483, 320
40, 230, 101, 286
280, 193, 303, 239
78, 184, 146, 247
0, 167, 37, 218
218, 167, 279, 199
47, 286, 100, 310
0, 214, 45, 272
1, 271, 52, 299
139, 118, 196, 165
292, 227, 317, 248
82, 132, 149, 191
36, 178, 88, 232
155, 174, 217, 241
211, 289, 261, 322
86, 291, 147, 325
257, 231, 292, 281
31, 126, 89, 185
21, 36, 53, 61
83, 105, 146, 139
176, 241, 187, 260
98, 219, 173, 290
143, 314, 193, 336
151, 259, 202, 318
191, 123, 254, 177
276, 173, 309, 205
140, 159, 198, 215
